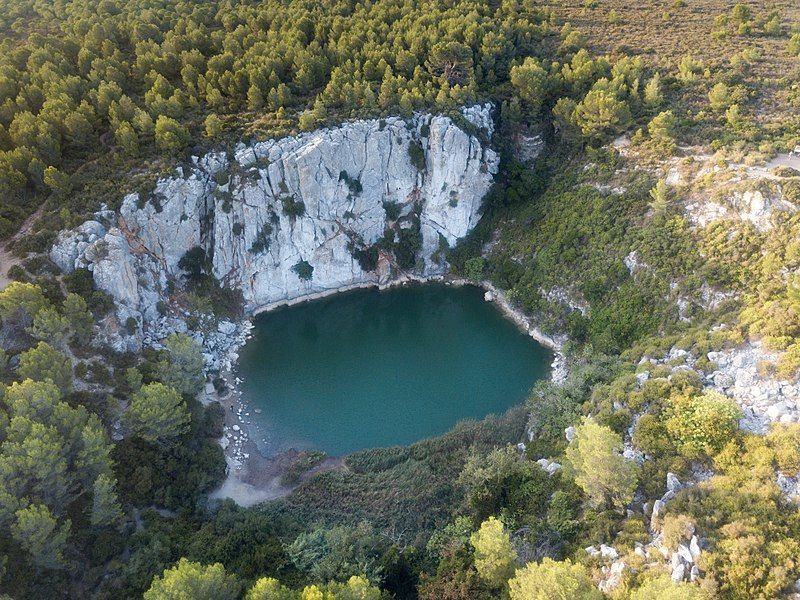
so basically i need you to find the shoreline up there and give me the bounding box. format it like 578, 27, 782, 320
208, 274, 567, 506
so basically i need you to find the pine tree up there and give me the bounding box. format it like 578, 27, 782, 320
564, 417, 639, 509
123, 382, 190, 443
470, 517, 517, 588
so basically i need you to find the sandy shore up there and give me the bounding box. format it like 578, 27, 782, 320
208, 274, 566, 506
207, 378, 342, 507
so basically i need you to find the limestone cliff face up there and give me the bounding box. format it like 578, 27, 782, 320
51, 106, 498, 345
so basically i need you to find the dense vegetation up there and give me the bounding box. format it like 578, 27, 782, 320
1, 0, 799, 598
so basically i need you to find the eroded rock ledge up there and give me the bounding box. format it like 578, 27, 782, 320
51, 106, 499, 352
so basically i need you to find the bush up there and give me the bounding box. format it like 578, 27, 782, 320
408, 141, 425, 171
664, 391, 742, 460
291, 260, 313, 281
281, 196, 306, 219
464, 257, 485, 281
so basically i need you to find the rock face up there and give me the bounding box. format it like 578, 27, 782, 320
52, 106, 499, 347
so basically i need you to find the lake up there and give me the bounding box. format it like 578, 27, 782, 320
238, 283, 552, 456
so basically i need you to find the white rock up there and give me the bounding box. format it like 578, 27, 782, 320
218, 320, 237, 335
677, 544, 694, 564
689, 536, 701, 559
600, 544, 619, 560
585, 545, 600, 557
52, 107, 499, 343
666, 472, 682, 492
545, 462, 561, 475
565, 426, 575, 442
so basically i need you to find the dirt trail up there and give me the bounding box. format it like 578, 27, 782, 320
0, 206, 46, 291
0, 246, 19, 291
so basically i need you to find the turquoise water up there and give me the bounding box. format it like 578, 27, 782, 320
238, 284, 552, 456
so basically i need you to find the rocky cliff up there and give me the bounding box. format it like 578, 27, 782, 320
51, 106, 499, 349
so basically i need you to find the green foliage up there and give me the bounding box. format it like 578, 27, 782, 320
630, 575, 707, 600
11, 504, 71, 570
292, 260, 314, 281
459, 446, 556, 526
288, 522, 385, 585
113, 430, 225, 511
661, 513, 696, 550
123, 382, 191, 444
156, 334, 205, 397
0, 379, 116, 570
647, 111, 678, 155
510, 57, 549, 117
508, 558, 602, 600
408, 142, 426, 171
246, 577, 297, 600
0, 281, 50, 328
464, 257, 485, 282
765, 424, 800, 472
469, 517, 517, 588
573, 88, 632, 141
701, 521, 799, 600
281, 196, 306, 219
664, 390, 742, 460
18, 342, 73, 393
789, 34, 800, 57
91, 473, 124, 527
154, 116, 190, 154
205, 114, 224, 139
251, 224, 274, 254
26, 306, 71, 349
564, 417, 639, 509
43, 167, 71, 196
144, 558, 241, 600
643, 73, 664, 111
62, 293, 94, 345
676, 55, 704, 83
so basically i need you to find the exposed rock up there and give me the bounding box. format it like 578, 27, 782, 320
598, 560, 626, 594
651, 499, 664, 529
515, 132, 545, 164
676, 544, 694, 564
666, 472, 682, 493
565, 426, 575, 443
536, 458, 562, 475
217, 320, 237, 335
600, 544, 619, 560
52, 107, 499, 353
671, 562, 686, 583
706, 342, 800, 432
689, 536, 701, 559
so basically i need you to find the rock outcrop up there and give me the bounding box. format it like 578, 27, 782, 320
52, 106, 499, 349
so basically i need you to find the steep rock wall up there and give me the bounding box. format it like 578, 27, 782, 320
51, 106, 499, 348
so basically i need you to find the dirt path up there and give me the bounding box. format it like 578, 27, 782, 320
0, 246, 20, 291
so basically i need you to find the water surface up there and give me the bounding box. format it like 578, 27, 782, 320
239, 284, 551, 456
